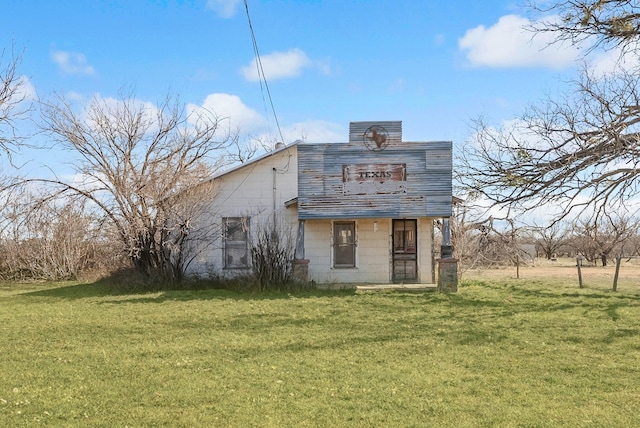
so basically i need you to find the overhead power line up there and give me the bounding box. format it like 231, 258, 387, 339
243, 0, 285, 146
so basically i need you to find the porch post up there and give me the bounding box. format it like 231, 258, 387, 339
292, 219, 309, 283
441, 218, 453, 258
438, 217, 458, 292
295, 219, 305, 260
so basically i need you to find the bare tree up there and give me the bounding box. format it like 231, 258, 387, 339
568, 212, 637, 266
531, 221, 569, 259
33, 91, 238, 281
0, 43, 31, 226
623, 226, 640, 255
529, 0, 640, 54
458, 66, 640, 223
567, 220, 601, 265
0, 192, 121, 281
442, 198, 532, 276
459, 2, 640, 224
444, 200, 487, 275
0, 44, 30, 161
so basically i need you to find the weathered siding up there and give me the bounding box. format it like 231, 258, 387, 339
187, 146, 299, 277
349, 121, 402, 146
298, 141, 452, 220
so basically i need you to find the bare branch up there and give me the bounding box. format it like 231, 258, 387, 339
529, 0, 640, 54
457, 66, 640, 223
36, 91, 246, 280
0, 43, 32, 163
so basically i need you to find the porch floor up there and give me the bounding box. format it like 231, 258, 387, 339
313, 282, 438, 291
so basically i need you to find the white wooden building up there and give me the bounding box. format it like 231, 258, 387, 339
187, 121, 453, 285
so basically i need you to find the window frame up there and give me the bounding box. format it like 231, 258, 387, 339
332, 221, 357, 268
223, 217, 250, 269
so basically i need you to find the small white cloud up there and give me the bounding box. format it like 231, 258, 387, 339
240, 48, 312, 82
188, 93, 265, 134
458, 14, 579, 69
245, 119, 343, 152
83, 95, 161, 131
15, 75, 36, 101
206, 0, 241, 18
589, 47, 640, 77
51, 50, 95, 75
280, 120, 344, 144
66, 91, 86, 102
61, 172, 105, 192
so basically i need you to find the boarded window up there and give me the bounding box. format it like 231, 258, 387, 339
223, 217, 250, 269
333, 221, 356, 268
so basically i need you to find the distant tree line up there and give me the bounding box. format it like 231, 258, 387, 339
442, 199, 640, 275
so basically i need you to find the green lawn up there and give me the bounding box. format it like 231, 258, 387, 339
1, 279, 639, 427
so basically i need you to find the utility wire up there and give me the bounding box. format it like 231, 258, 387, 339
243, 0, 285, 146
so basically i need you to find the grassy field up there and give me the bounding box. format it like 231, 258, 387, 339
1, 267, 639, 427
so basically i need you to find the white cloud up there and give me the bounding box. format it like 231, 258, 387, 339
589, 47, 640, 77
65, 91, 86, 102
188, 94, 344, 151
188, 93, 265, 134
458, 14, 579, 69
14, 75, 36, 102
51, 50, 95, 75
80, 96, 162, 137
206, 0, 241, 18
240, 48, 312, 82
60, 172, 105, 192
241, 119, 343, 153
280, 120, 344, 144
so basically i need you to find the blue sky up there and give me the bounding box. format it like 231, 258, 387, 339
2, 0, 613, 178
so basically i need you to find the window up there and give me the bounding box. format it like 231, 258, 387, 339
393, 220, 416, 254
392, 219, 417, 281
333, 221, 356, 268
223, 217, 250, 268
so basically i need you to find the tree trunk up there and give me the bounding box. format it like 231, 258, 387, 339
612, 254, 621, 292
576, 257, 583, 288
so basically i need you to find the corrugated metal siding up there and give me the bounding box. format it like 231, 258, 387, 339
349, 121, 402, 146
298, 140, 452, 219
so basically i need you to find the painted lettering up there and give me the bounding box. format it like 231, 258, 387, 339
343, 163, 406, 184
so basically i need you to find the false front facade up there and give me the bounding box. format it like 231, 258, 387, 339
188, 121, 453, 285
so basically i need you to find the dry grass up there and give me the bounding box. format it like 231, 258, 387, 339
465, 257, 640, 291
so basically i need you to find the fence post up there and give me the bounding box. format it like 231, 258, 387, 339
576, 256, 583, 288
612, 254, 622, 292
